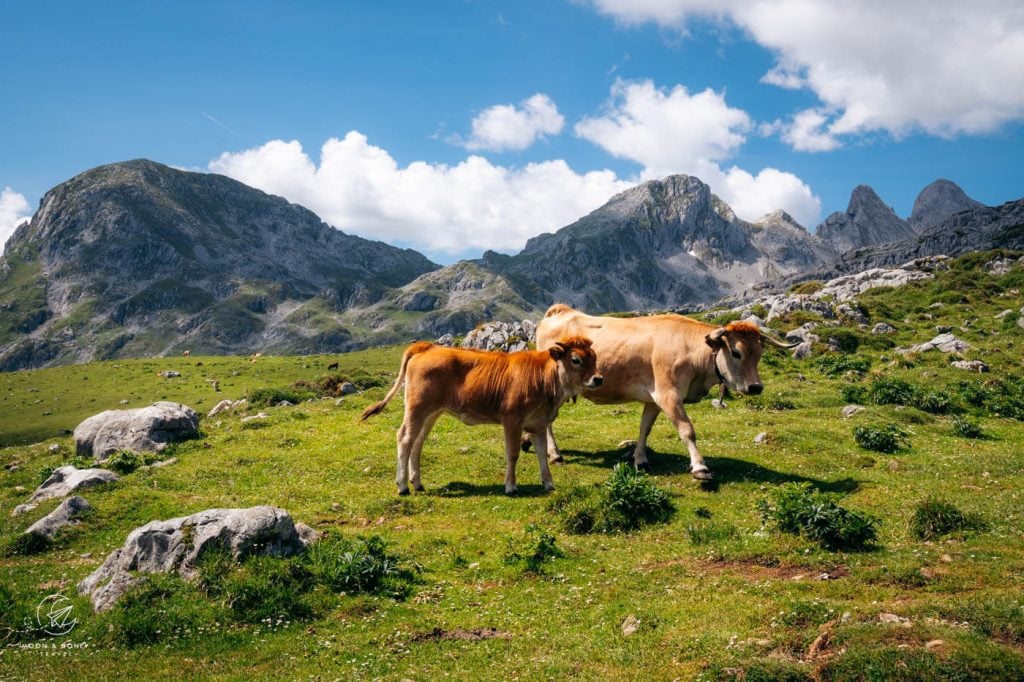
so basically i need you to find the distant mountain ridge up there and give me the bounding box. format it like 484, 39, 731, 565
1, 159, 1015, 370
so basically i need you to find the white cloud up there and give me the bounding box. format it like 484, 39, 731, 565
780, 108, 841, 153
0, 188, 31, 255
584, 1, 1024, 142
462, 93, 565, 152
575, 79, 822, 227
209, 133, 631, 259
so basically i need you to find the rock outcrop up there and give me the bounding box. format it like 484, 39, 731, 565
13, 466, 118, 516
461, 320, 537, 352
74, 401, 200, 460
816, 185, 917, 253
77, 505, 315, 611
908, 179, 984, 232
25, 496, 93, 539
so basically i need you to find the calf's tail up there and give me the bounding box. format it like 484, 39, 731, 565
359, 342, 431, 421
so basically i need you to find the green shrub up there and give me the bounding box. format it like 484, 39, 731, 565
789, 280, 825, 295
952, 416, 985, 439
827, 330, 861, 353
816, 354, 871, 377
840, 384, 867, 404
0, 532, 51, 557
853, 424, 909, 453
756, 482, 878, 550
549, 464, 675, 534
247, 386, 315, 408
503, 525, 564, 574
38, 465, 55, 484
911, 498, 988, 540
306, 535, 419, 599
104, 450, 141, 475
866, 376, 917, 406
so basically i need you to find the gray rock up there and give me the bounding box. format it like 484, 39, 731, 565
74, 401, 200, 461
906, 333, 972, 354
25, 496, 93, 539
935, 325, 953, 334
240, 412, 269, 422
48, 443, 61, 454
836, 303, 868, 325
842, 405, 866, 418
400, 291, 438, 312
909, 180, 985, 232
436, 334, 455, 347
766, 297, 834, 323
1019, 317, 1024, 330
792, 341, 813, 359
754, 432, 769, 444
339, 382, 359, 396
710, 398, 727, 409
13, 466, 118, 516
995, 309, 1014, 320
984, 256, 1024, 275
158, 370, 181, 378
78, 506, 313, 611
461, 321, 536, 352
207, 398, 245, 417
951, 360, 989, 373
816, 185, 916, 253
871, 322, 896, 335
785, 322, 819, 344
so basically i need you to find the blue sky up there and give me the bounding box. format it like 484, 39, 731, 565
2, 1, 1022, 263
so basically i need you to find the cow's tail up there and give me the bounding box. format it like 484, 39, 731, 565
359, 342, 431, 421
544, 303, 573, 318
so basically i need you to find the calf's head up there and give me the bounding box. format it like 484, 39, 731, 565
705, 321, 796, 395
549, 336, 602, 394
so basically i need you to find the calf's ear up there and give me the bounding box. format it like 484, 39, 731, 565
705, 327, 727, 350
549, 343, 566, 360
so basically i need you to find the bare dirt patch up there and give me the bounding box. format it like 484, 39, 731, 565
410, 627, 511, 642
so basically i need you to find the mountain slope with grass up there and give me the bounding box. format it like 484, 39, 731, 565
2, 250, 1023, 680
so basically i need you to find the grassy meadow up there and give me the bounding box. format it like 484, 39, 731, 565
2, 251, 1024, 680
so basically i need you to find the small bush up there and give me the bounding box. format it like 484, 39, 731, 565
911, 498, 988, 540
247, 386, 315, 408
866, 376, 917, 406
853, 424, 909, 453
789, 280, 825, 295
503, 525, 564, 574
549, 464, 675, 534
816, 354, 871, 377
38, 465, 55, 484
952, 416, 985, 439
827, 330, 861, 353
757, 482, 878, 550
306, 535, 419, 599
104, 450, 141, 475
0, 532, 51, 557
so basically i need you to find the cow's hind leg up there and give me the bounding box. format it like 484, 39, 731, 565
396, 408, 434, 495
408, 412, 440, 492
521, 427, 564, 464
631, 402, 661, 472
655, 392, 713, 480
503, 423, 524, 495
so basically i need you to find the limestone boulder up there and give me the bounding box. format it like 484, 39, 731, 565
74, 401, 200, 460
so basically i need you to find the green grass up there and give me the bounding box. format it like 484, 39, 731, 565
1, 251, 1024, 680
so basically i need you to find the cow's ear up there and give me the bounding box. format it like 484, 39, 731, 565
549, 343, 566, 360
705, 327, 727, 350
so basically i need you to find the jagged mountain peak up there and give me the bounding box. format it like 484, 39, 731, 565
909, 178, 984, 232
753, 209, 804, 231
816, 183, 915, 253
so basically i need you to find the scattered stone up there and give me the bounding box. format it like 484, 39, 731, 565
617, 439, 638, 450
935, 325, 953, 334
940, 554, 953, 563
119, 399, 129, 405
995, 309, 1014, 319
754, 432, 769, 444
878, 613, 907, 624
710, 398, 728, 409
871, 322, 896, 335
77, 506, 313, 611
925, 639, 946, 651
842, 405, 865, 418
208, 398, 245, 417
25, 496, 93, 540
785, 323, 819, 344
984, 256, 1024, 275
13, 466, 119, 516
48, 443, 61, 454
836, 303, 868, 325
929, 302, 944, 309
951, 360, 989, 373
621, 614, 641, 637
461, 320, 536, 352
241, 413, 269, 422
339, 382, 359, 396
792, 341, 813, 360
158, 370, 181, 378
436, 334, 456, 347
74, 401, 200, 461
140, 457, 177, 470
276, 400, 294, 407
903, 333, 971, 354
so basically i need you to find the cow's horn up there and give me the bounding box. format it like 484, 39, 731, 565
708, 327, 727, 341
761, 332, 800, 349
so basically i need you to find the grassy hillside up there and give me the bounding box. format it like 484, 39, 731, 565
2, 251, 1023, 680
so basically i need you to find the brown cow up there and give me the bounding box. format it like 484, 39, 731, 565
361, 337, 601, 495
532, 304, 795, 480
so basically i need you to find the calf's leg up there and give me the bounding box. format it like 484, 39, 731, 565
531, 429, 556, 492
408, 412, 439, 492
631, 402, 661, 471
655, 391, 713, 480
503, 423, 524, 495
396, 408, 434, 495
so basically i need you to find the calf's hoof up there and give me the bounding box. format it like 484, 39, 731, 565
635, 461, 652, 473
413, 484, 426, 492
521, 438, 533, 453
548, 454, 564, 465
544, 483, 556, 492
504, 485, 518, 496
691, 468, 713, 481
397, 487, 411, 496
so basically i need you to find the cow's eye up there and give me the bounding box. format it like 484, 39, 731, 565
571, 355, 582, 366
731, 350, 741, 360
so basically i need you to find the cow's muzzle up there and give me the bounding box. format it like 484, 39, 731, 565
586, 375, 603, 388
746, 383, 763, 395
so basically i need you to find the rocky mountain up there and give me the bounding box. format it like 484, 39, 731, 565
815, 185, 917, 253
467, 175, 833, 312
908, 179, 985, 232
0, 160, 437, 369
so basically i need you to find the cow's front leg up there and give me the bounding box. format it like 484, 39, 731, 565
531, 429, 556, 491
408, 412, 439, 493
631, 402, 661, 471
503, 423, 524, 495
543, 425, 564, 464
656, 393, 712, 480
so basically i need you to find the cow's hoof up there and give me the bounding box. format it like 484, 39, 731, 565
504, 487, 518, 496
397, 488, 411, 496
691, 469, 713, 481
549, 454, 565, 465
521, 438, 533, 453
544, 483, 556, 492
635, 461, 652, 473
413, 484, 425, 493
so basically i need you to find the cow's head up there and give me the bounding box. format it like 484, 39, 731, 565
705, 321, 797, 395
549, 336, 603, 394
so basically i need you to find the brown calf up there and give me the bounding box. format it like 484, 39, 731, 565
361, 337, 601, 495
